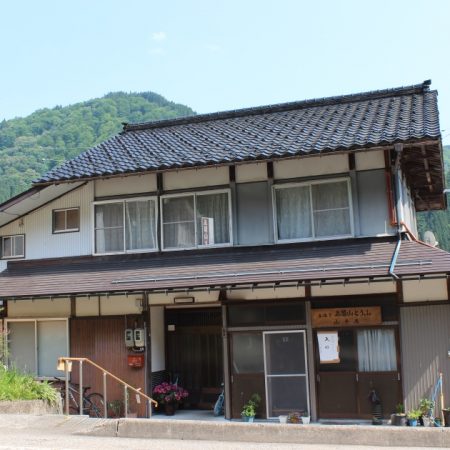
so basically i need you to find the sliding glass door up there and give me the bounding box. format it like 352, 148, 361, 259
263, 331, 309, 418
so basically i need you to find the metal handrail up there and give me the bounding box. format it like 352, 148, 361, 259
57, 357, 158, 418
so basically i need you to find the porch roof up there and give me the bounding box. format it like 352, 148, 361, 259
1, 237, 450, 299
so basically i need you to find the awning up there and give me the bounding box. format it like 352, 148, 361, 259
1, 238, 449, 299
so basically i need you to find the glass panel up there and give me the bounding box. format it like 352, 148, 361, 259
95, 203, 124, 253
196, 193, 230, 245
38, 321, 67, 377
357, 329, 397, 372
163, 196, 195, 248
312, 181, 349, 210
312, 181, 351, 237
228, 305, 265, 327
265, 332, 306, 375
54, 210, 66, 232
163, 196, 195, 222
163, 222, 195, 249
95, 203, 123, 228
66, 209, 79, 230
125, 200, 156, 250
8, 322, 36, 374
266, 376, 308, 417
231, 333, 264, 374
314, 209, 351, 237
95, 228, 123, 253
2, 237, 12, 257
276, 186, 312, 240
13, 235, 24, 256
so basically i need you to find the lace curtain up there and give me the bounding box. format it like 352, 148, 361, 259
163, 193, 229, 248
357, 329, 397, 372
276, 181, 351, 240
95, 200, 156, 253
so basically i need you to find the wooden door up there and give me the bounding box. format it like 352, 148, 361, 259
316, 327, 401, 419
317, 329, 358, 418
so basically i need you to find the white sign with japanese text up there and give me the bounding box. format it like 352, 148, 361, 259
317, 331, 340, 364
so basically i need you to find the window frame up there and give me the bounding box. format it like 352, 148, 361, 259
52, 207, 80, 234
160, 188, 233, 251
92, 196, 158, 256
5, 317, 69, 380
1, 234, 25, 259
272, 177, 354, 244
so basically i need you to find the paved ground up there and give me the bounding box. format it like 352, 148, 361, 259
0, 414, 448, 450
0, 430, 441, 450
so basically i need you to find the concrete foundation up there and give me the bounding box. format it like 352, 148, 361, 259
0, 400, 61, 415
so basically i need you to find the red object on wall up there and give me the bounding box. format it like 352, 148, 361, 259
127, 354, 144, 368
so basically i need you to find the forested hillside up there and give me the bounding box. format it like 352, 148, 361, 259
0, 92, 194, 201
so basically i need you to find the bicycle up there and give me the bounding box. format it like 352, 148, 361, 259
52, 377, 105, 418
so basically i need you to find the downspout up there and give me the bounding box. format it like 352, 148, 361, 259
388, 144, 404, 279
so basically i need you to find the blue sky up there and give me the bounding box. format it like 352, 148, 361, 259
1, 0, 450, 143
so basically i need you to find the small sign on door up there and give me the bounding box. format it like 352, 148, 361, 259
317, 331, 340, 364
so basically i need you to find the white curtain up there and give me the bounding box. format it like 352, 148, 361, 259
196, 193, 229, 245
276, 186, 312, 239
163, 196, 195, 248
95, 203, 124, 253
312, 181, 351, 237
357, 329, 397, 372
125, 200, 157, 250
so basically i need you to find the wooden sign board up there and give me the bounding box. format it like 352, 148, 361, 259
312, 306, 382, 328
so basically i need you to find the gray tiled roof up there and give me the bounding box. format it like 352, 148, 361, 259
35, 80, 441, 184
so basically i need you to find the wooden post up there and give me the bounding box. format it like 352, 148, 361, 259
103, 372, 107, 419
440, 372, 445, 426
65, 360, 69, 415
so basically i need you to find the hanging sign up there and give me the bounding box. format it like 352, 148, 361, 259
201, 217, 215, 245
311, 306, 381, 328
317, 331, 340, 363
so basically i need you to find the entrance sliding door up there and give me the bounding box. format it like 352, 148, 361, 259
316, 328, 400, 419
263, 331, 309, 418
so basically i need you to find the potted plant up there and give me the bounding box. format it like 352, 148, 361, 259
301, 412, 311, 424
406, 409, 421, 427
391, 403, 407, 426
419, 398, 434, 426
241, 394, 261, 422
287, 412, 302, 424
107, 399, 124, 418
152, 382, 189, 416
442, 407, 450, 427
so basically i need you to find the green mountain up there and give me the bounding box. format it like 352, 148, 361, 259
417, 145, 450, 250
0, 92, 195, 202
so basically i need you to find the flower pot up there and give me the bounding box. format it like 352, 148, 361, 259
408, 419, 418, 427
278, 415, 288, 424
242, 415, 255, 422
422, 416, 433, 427
391, 414, 407, 426
301, 416, 310, 424
164, 402, 177, 416
443, 408, 450, 427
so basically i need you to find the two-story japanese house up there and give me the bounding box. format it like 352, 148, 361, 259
1, 80, 449, 421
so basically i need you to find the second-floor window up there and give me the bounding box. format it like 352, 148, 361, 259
94, 197, 157, 254
53, 208, 80, 233
274, 178, 353, 242
1, 234, 25, 259
161, 190, 231, 250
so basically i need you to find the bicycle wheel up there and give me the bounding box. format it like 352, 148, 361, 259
85, 393, 105, 418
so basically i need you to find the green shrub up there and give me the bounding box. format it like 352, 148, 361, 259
0, 366, 58, 405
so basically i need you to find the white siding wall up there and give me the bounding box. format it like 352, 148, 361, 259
0, 183, 94, 260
